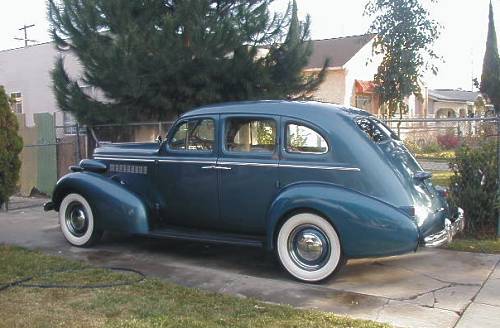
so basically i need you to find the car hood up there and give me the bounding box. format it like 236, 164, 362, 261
93, 142, 160, 158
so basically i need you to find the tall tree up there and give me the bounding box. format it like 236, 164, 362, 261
0, 86, 23, 208
48, 0, 325, 125
365, 0, 440, 120
481, 1, 500, 112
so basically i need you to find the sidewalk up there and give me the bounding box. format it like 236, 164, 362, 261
455, 261, 500, 328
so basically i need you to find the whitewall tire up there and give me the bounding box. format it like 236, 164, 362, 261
59, 193, 102, 247
277, 213, 343, 282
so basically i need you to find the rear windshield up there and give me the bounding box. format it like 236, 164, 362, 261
355, 117, 399, 143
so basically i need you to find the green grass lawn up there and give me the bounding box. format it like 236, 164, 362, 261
445, 238, 500, 254
431, 171, 453, 187
0, 245, 387, 328
415, 151, 455, 160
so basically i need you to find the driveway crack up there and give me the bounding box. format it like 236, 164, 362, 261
373, 260, 481, 287
393, 283, 453, 302
375, 298, 390, 321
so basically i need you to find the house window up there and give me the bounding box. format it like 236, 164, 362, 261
10, 92, 22, 114
355, 95, 372, 111
63, 112, 78, 135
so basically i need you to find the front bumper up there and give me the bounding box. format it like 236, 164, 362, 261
422, 208, 464, 248
43, 201, 55, 212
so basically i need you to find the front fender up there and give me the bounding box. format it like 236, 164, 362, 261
266, 182, 419, 258
52, 172, 150, 234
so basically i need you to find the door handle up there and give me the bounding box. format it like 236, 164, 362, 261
201, 165, 216, 170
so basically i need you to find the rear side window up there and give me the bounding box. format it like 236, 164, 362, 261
225, 118, 276, 153
169, 118, 215, 151
355, 117, 397, 143
286, 124, 328, 154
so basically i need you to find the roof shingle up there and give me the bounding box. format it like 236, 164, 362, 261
429, 89, 481, 103
305, 34, 376, 69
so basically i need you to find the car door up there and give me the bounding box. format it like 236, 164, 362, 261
218, 114, 280, 234
278, 117, 358, 188
158, 115, 219, 229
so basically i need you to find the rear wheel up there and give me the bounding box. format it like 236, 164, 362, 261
276, 213, 344, 282
59, 193, 102, 247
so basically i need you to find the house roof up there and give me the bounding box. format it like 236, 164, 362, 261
429, 89, 481, 103
305, 34, 376, 70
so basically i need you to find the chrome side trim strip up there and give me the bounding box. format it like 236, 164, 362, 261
94, 157, 155, 163
158, 159, 216, 164
94, 154, 156, 159
94, 156, 360, 171
279, 164, 361, 172
218, 161, 278, 167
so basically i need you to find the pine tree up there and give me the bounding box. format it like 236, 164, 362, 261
0, 86, 23, 207
365, 0, 440, 119
48, 0, 325, 124
481, 1, 500, 112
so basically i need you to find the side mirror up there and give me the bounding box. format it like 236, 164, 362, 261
156, 135, 163, 144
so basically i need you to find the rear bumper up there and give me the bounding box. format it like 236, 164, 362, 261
422, 208, 464, 248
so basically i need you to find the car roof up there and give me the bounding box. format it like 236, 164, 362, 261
181, 100, 371, 121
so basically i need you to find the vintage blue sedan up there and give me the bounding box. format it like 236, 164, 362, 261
45, 101, 464, 282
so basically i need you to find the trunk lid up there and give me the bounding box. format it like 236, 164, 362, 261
355, 117, 450, 238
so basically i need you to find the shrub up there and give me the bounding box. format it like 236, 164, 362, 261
403, 131, 443, 154
437, 133, 461, 150
449, 141, 498, 237
0, 86, 23, 207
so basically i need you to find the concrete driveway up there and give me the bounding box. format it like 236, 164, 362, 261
1, 197, 499, 328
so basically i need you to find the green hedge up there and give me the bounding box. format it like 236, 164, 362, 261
0, 86, 23, 207
449, 142, 498, 238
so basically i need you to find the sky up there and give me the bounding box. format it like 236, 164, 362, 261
0, 0, 499, 91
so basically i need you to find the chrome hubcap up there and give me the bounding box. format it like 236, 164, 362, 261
288, 225, 330, 271
65, 202, 88, 237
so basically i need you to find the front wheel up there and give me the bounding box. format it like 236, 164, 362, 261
276, 213, 344, 282
59, 193, 102, 247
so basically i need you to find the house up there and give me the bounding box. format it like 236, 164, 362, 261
304, 34, 383, 115
427, 89, 492, 118
0, 33, 387, 128
0, 42, 82, 128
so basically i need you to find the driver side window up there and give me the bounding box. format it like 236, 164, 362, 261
169, 118, 215, 151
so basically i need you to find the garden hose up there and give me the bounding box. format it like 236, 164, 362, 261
0, 267, 145, 292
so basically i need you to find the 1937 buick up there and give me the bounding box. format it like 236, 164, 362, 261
44, 101, 464, 282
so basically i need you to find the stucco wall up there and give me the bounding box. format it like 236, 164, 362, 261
311, 69, 347, 104
0, 42, 82, 127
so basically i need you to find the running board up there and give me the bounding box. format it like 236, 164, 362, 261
146, 226, 265, 248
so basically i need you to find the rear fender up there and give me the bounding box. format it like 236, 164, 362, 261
266, 182, 419, 258
52, 172, 150, 234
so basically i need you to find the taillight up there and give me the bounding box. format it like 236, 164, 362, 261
435, 186, 449, 198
